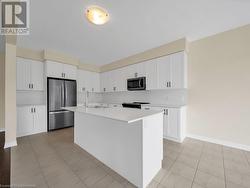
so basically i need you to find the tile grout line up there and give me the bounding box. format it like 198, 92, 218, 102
242, 151, 250, 167
190, 142, 204, 188
222, 147, 227, 188
48, 135, 121, 188
157, 142, 184, 187
27, 136, 50, 188
48, 138, 93, 188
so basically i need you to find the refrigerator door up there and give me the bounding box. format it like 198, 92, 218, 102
48, 79, 65, 111
48, 110, 74, 131
64, 80, 77, 107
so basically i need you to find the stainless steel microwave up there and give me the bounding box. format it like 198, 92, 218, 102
127, 77, 146, 91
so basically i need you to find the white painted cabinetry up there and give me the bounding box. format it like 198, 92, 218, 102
157, 51, 187, 89
77, 70, 100, 92
99, 51, 187, 92
46, 60, 77, 80
16, 58, 44, 91
142, 106, 186, 143
17, 105, 46, 137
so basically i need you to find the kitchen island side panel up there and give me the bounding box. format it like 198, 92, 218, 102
74, 112, 143, 187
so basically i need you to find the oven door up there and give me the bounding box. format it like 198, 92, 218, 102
127, 77, 146, 91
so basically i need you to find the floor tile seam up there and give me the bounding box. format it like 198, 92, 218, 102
190, 143, 204, 188
27, 136, 50, 188
47, 141, 93, 188
158, 144, 184, 186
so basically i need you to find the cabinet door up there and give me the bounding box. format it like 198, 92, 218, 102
92, 72, 100, 92
170, 51, 187, 89
100, 71, 111, 92
17, 106, 34, 137
33, 105, 47, 134
157, 55, 172, 89
46, 61, 63, 78
88, 72, 100, 92
16, 59, 31, 90
167, 108, 179, 139
77, 70, 88, 92
63, 64, 77, 80
30, 60, 44, 91
145, 60, 158, 90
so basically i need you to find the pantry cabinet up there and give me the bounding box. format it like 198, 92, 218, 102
46, 60, 77, 80
16, 58, 44, 91
17, 105, 47, 137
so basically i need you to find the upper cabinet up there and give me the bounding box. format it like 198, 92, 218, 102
77, 70, 100, 92
17, 58, 44, 91
46, 61, 77, 80
157, 51, 187, 89
99, 51, 187, 92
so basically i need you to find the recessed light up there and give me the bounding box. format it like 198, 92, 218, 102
86, 6, 109, 25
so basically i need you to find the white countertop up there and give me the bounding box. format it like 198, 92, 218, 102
63, 106, 163, 123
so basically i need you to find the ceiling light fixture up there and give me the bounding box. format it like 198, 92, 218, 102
86, 6, 109, 25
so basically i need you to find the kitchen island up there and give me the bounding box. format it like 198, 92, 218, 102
64, 106, 163, 188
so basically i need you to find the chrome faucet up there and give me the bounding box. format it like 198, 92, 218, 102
85, 91, 89, 107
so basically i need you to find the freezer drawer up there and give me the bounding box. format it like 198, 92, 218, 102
48, 110, 74, 131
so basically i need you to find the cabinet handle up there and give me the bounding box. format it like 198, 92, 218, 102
32, 84, 34, 89
166, 82, 169, 87
113, 87, 116, 91
34, 108, 36, 113
62, 73, 64, 78
103, 88, 106, 92
28, 84, 31, 89
82, 87, 85, 91
164, 109, 168, 115
92, 88, 94, 92
169, 82, 171, 88
31, 108, 33, 113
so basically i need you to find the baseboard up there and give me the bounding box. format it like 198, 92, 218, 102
163, 136, 183, 143
4, 140, 17, 149
186, 134, 250, 152
0, 128, 5, 133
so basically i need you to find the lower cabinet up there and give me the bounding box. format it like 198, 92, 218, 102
17, 105, 47, 137
163, 107, 186, 143
142, 106, 186, 143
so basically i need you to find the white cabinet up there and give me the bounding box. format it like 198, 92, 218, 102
17, 105, 46, 137
46, 61, 77, 80
16, 58, 44, 91
145, 60, 158, 90
100, 71, 112, 92
157, 51, 187, 89
63, 64, 77, 80
142, 106, 186, 143
163, 107, 186, 142
77, 70, 100, 92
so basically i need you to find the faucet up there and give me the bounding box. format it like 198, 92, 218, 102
85, 91, 89, 107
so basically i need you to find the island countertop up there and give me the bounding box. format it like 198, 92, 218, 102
63, 106, 163, 123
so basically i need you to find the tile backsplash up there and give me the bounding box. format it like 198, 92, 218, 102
84, 89, 187, 106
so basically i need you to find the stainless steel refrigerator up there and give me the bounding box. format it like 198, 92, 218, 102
47, 78, 76, 131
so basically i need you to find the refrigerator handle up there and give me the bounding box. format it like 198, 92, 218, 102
61, 84, 65, 107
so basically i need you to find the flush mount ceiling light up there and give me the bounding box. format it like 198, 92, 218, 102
86, 6, 109, 25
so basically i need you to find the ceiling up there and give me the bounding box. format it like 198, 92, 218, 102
17, 0, 250, 65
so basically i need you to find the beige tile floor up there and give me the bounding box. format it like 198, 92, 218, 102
11, 128, 250, 188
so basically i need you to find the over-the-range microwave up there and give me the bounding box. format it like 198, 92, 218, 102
127, 77, 146, 91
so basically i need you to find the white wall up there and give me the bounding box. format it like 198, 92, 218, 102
187, 24, 250, 148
